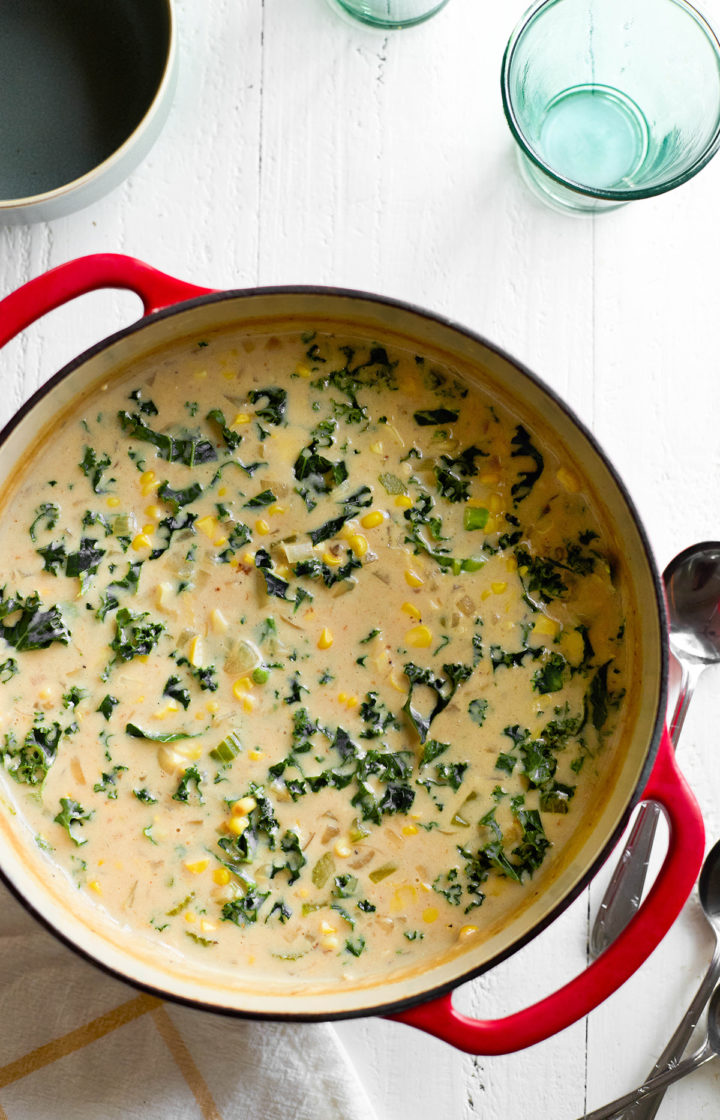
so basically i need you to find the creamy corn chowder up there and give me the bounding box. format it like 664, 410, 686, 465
0, 327, 629, 988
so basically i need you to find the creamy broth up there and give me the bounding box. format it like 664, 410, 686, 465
0, 328, 629, 989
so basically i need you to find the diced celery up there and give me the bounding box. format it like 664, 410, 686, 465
311, 851, 335, 889
209, 730, 242, 763
463, 507, 489, 532
369, 862, 398, 884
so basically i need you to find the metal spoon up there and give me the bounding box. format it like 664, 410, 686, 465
590, 541, 720, 959
595, 838, 720, 1119
581, 980, 720, 1120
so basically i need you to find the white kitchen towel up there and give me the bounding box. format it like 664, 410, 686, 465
0, 881, 377, 1120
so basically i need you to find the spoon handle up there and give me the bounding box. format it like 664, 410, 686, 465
618, 946, 720, 1119
580, 1041, 715, 1120
590, 658, 702, 958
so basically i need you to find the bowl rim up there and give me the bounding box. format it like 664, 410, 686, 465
0, 0, 176, 212
500, 0, 720, 203
0, 282, 669, 1021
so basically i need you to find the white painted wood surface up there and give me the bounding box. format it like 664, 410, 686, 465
1, 1, 720, 1116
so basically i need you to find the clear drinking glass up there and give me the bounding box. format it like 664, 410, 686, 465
327, 0, 450, 29
501, 0, 720, 213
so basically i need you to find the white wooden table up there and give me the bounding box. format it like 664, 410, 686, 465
2, 1, 720, 1115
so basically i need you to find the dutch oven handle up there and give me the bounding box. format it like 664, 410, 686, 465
389, 726, 704, 1054
0, 252, 215, 346
0, 257, 704, 1056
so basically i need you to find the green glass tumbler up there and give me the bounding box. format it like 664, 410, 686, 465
501, 0, 720, 213
328, 0, 450, 29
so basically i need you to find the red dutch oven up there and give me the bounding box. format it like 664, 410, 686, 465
0, 254, 705, 1054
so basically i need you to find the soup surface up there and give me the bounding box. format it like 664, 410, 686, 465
0, 327, 630, 991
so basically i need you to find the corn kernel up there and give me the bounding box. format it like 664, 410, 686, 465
178, 744, 202, 762
479, 470, 500, 486
242, 696, 255, 713
88, 880, 101, 894
404, 568, 424, 588
185, 859, 209, 874
188, 635, 203, 667
214, 536, 228, 548
185, 911, 197, 923
389, 671, 406, 693
402, 824, 419, 836
227, 816, 249, 836
334, 840, 352, 858
489, 494, 503, 514
205, 700, 220, 714
491, 581, 507, 595
155, 582, 174, 610
346, 695, 358, 708
217, 486, 227, 497
422, 907, 439, 924
213, 867, 231, 886
145, 504, 163, 520
458, 924, 479, 942
505, 555, 518, 573
231, 412, 251, 426
320, 920, 336, 935
141, 523, 155, 536
321, 550, 342, 566
321, 934, 339, 950
153, 701, 179, 720
348, 534, 368, 558
200, 920, 216, 934
194, 368, 208, 381
295, 363, 312, 378
255, 519, 270, 535
131, 533, 151, 551
317, 628, 334, 650
369, 441, 383, 455
106, 496, 121, 508
268, 504, 286, 516
242, 551, 255, 566
406, 624, 433, 648
401, 601, 422, 619
394, 494, 413, 509
249, 748, 264, 761
361, 509, 385, 529
481, 589, 491, 601
140, 470, 159, 496
556, 467, 580, 493
338, 691, 348, 703
391, 885, 417, 913
210, 608, 228, 633
196, 516, 219, 539
232, 796, 257, 817
561, 628, 586, 667
533, 615, 559, 637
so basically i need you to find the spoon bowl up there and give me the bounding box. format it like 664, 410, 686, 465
665, 541, 720, 664
699, 836, 720, 929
